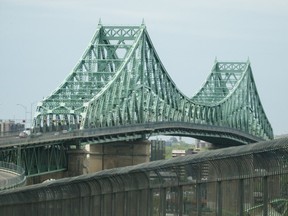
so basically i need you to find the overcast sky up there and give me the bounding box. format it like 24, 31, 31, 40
0, 0, 287, 136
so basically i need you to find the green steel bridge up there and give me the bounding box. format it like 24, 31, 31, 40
32, 22, 272, 143
0, 22, 274, 177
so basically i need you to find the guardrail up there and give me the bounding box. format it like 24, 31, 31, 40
0, 161, 26, 190
0, 137, 286, 215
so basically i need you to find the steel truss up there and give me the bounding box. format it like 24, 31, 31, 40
34, 22, 273, 141
0, 143, 68, 176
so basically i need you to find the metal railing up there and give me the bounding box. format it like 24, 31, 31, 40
0, 137, 287, 215
0, 161, 26, 190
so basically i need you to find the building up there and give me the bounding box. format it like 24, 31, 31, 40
150, 139, 166, 161
172, 149, 186, 157
0, 120, 25, 136
195, 139, 212, 149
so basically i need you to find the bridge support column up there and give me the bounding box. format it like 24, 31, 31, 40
67, 144, 89, 177
87, 139, 150, 173
66, 139, 150, 177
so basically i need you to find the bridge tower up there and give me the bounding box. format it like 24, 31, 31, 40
33, 22, 273, 142
26, 22, 273, 177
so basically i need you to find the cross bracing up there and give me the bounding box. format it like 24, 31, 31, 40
34, 23, 273, 143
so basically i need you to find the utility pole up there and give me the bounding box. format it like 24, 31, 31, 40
17, 104, 27, 128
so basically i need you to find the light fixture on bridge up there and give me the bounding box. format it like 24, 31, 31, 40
16, 103, 27, 128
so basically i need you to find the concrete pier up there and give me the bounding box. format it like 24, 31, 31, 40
67, 139, 150, 177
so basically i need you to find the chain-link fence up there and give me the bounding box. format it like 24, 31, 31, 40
0, 137, 287, 215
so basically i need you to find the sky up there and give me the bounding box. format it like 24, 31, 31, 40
0, 0, 287, 136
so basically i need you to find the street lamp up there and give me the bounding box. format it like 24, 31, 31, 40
30, 102, 37, 128
17, 104, 27, 128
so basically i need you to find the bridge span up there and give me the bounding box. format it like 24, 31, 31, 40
32, 23, 273, 141
0, 122, 265, 149
0, 121, 266, 179
0, 23, 274, 180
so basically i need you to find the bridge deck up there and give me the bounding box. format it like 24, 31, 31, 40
0, 163, 26, 190
0, 122, 264, 149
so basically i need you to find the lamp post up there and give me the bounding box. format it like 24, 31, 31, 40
17, 104, 27, 128
30, 102, 37, 128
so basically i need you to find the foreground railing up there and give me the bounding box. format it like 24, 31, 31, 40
0, 137, 287, 215
0, 162, 26, 190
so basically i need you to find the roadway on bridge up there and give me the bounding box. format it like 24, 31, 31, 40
0, 170, 18, 180
0, 122, 265, 150
0, 169, 20, 190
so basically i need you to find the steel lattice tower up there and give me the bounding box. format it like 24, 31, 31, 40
34, 22, 273, 142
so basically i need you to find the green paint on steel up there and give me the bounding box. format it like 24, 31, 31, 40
33, 23, 273, 141
0, 143, 68, 176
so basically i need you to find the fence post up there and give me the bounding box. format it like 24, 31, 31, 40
239, 178, 244, 216
178, 186, 183, 216
196, 182, 202, 216
263, 176, 268, 216
149, 189, 153, 216
216, 180, 222, 216
160, 187, 166, 216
